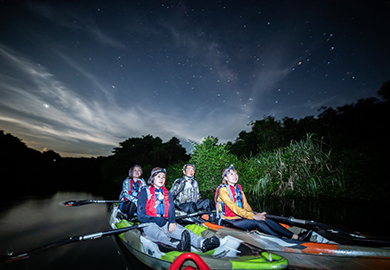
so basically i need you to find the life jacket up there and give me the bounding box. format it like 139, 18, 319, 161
214, 184, 244, 218
145, 186, 169, 218
126, 179, 142, 200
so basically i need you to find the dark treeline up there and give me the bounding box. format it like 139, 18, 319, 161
1, 80, 389, 201
0, 132, 189, 200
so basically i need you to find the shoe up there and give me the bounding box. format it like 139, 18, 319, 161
202, 236, 220, 252
208, 213, 218, 222
177, 230, 191, 252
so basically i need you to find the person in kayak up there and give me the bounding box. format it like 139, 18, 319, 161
215, 164, 299, 240
119, 165, 146, 220
137, 167, 220, 252
170, 164, 214, 213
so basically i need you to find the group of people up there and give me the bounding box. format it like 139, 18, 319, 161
118, 163, 298, 253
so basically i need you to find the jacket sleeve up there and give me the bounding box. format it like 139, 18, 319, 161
170, 179, 179, 198
241, 190, 253, 212
137, 189, 167, 227
168, 192, 176, 224
219, 187, 254, 219
194, 180, 201, 201
119, 178, 131, 201
140, 178, 146, 188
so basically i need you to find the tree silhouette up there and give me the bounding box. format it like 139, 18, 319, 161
99, 135, 189, 197
378, 80, 390, 102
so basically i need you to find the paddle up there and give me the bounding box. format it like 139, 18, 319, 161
1, 210, 214, 264
175, 210, 216, 221
266, 214, 390, 247
0, 223, 148, 264
59, 199, 123, 207
265, 214, 316, 226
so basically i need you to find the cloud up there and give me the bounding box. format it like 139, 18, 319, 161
25, 2, 126, 50
0, 44, 250, 156
0, 45, 119, 149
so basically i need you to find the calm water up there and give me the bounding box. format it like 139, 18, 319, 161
0, 192, 389, 269
0, 192, 150, 270
249, 196, 390, 238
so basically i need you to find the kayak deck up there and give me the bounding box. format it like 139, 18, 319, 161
109, 207, 288, 270
201, 220, 390, 270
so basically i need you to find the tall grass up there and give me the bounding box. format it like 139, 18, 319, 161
252, 134, 344, 197
189, 134, 344, 199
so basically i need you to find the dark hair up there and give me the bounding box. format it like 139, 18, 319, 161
183, 163, 196, 172
129, 165, 143, 178
147, 167, 166, 186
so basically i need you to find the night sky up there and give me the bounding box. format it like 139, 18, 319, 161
1, 1, 389, 157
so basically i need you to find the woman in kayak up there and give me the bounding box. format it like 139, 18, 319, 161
215, 164, 299, 240
119, 165, 146, 220
137, 167, 220, 252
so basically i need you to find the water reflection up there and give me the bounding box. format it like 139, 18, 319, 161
0, 192, 129, 270
249, 195, 390, 238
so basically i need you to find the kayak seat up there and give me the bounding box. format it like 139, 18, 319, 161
298, 229, 313, 241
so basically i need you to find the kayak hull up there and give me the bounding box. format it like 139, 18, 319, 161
109, 207, 288, 270
203, 222, 390, 270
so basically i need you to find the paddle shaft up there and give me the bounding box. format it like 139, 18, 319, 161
176, 210, 215, 220
62, 199, 123, 207
266, 214, 316, 226
1, 209, 213, 264
0, 223, 146, 264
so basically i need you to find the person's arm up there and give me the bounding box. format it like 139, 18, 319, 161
119, 178, 131, 201
170, 179, 180, 199
241, 191, 253, 212
167, 192, 176, 224
171, 179, 186, 204
194, 180, 201, 202
140, 178, 146, 188
219, 187, 254, 219
137, 189, 167, 227
167, 192, 177, 233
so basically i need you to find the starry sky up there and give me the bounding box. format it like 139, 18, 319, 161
1, 1, 389, 157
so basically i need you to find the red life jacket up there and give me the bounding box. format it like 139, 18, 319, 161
124, 179, 142, 201
214, 184, 244, 218
145, 186, 169, 218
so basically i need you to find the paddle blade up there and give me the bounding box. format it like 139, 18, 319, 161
59, 200, 93, 207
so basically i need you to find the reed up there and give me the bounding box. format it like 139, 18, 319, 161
251, 134, 344, 197
188, 134, 344, 199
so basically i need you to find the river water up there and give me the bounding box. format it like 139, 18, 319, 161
0, 192, 150, 270
0, 192, 389, 269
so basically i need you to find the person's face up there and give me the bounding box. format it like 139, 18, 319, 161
153, 172, 166, 189
183, 165, 195, 178
225, 169, 238, 185
133, 166, 142, 179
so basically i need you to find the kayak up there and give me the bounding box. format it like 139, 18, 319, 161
197, 216, 390, 270
109, 207, 288, 270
